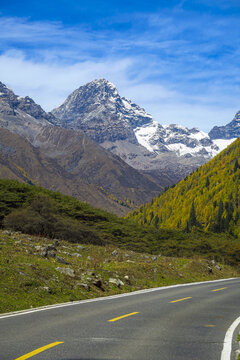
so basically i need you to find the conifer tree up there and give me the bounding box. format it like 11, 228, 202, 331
234, 159, 240, 173
154, 215, 159, 228
206, 176, 210, 188
215, 200, 224, 232
188, 201, 197, 229
149, 211, 154, 223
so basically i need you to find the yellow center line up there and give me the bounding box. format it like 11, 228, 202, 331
205, 324, 216, 327
170, 297, 192, 303
212, 287, 227, 292
14, 341, 64, 360
108, 312, 139, 322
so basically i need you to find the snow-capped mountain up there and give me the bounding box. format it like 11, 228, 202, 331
52, 79, 238, 170
0, 81, 163, 214
135, 122, 220, 158
52, 79, 152, 145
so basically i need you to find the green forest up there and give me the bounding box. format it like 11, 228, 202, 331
128, 138, 240, 238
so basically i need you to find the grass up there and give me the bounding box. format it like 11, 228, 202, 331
0, 229, 239, 314
1, 179, 240, 267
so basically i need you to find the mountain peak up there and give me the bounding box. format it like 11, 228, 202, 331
0, 82, 13, 94
0, 81, 57, 126
91, 78, 117, 87
74, 78, 119, 99
52, 79, 153, 144
209, 110, 240, 140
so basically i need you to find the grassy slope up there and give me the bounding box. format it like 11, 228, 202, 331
0, 230, 239, 314
1, 179, 240, 265
128, 138, 240, 237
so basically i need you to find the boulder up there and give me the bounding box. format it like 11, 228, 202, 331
54, 239, 60, 247
92, 279, 103, 289
40, 247, 48, 257
41, 286, 52, 293
207, 266, 213, 274
47, 250, 56, 258
72, 253, 82, 258
56, 256, 70, 265
56, 267, 75, 278
15, 240, 23, 245
80, 283, 90, 291
75, 282, 90, 291
109, 278, 124, 288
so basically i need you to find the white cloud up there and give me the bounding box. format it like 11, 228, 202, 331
0, 51, 238, 132
0, 14, 239, 131
0, 52, 133, 109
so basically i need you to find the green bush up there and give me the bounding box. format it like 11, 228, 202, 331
4, 193, 103, 245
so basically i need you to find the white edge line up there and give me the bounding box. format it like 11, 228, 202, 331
221, 315, 240, 360
0, 277, 238, 320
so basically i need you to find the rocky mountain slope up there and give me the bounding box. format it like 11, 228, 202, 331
0, 82, 162, 215
52, 79, 239, 183
0, 127, 137, 215
128, 137, 240, 238
209, 110, 240, 141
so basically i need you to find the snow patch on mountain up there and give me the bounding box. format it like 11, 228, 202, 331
134, 120, 219, 158
212, 138, 237, 152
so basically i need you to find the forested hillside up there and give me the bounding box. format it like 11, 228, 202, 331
1, 179, 240, 265
128, 138, 240, 238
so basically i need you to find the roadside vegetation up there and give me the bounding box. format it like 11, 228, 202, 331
0, 229, 239, 313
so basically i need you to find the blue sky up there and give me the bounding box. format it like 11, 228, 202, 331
0, 0, 240, 131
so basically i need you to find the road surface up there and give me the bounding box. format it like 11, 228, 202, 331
0, 278, 239, 360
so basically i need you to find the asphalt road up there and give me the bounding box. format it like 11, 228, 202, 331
0, 278, 240, 360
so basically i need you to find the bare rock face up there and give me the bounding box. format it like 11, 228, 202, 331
209, 111, 240, 140
52, 79, 152, 144
0, 82, 57, 125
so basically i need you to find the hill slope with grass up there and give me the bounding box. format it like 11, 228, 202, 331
128, 138, 240, 238
1, 179, 240, 266
0, 230, 239, 313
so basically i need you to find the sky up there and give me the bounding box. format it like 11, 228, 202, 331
0, 0, 240, 131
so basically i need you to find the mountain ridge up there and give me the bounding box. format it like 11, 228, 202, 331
0, 82, 163, 215
52, 78, 240, 183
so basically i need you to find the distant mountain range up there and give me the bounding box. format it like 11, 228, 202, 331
0, 79, 239, 215
0, 81, 162, 215
52, 79, 239, 182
